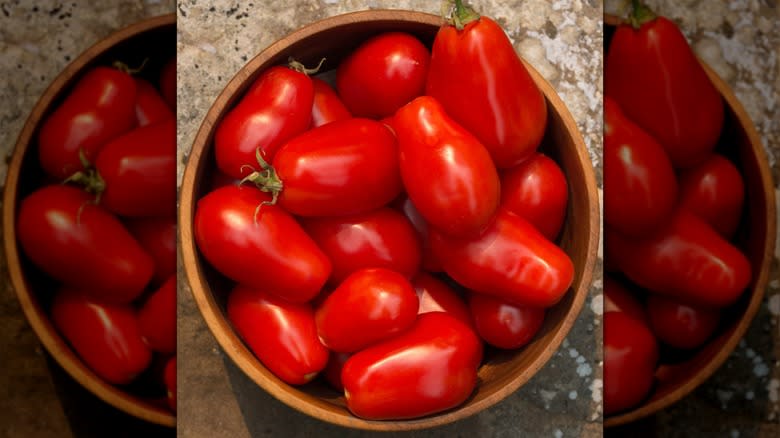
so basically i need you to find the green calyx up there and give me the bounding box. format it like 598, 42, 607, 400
240, 149, 283, 222
63, 149, 105, 204
628, 0, 656, 29
448, 0, 480, 30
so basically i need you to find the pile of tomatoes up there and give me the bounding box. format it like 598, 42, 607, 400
17, 57, 177, 412
194, 1, 574, 420
603, 2, 752, 416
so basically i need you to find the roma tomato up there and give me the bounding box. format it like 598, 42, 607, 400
426, 3, 546, 168
323, 351, 351, 391
164, 356, 176, 412
138, 276, 176, 354
215, 65, 313, 179
228, 285, 328, 385
52, 289, 152, 385
412, 273, 471, 327
159, 57, 176, 110
395, 195, 442, 272
303, 207, 421, 285
431, 210, 574, 308
646, 294, 720, 350
468, 292, 544, 349
38, 66, 136, 179
268, 118, 402, 217
500, 152, 568, 240
604, 97, 677, 236
311, 77, 351, 127
17, 185, 153, 304
607, 209, 751, 308
604, 311, 658, 415
315, 268, 418, 353
125, 216, 176, 286
342, 312, 482, 420
394, 96, 500, 237
134, 77, 173, 126
605, 7, 723, 168
678, 154, 744, 238
93, 118, 177, 217
336, 32, 430, 119
194, 185, 331, 303
604, 276, 647, 325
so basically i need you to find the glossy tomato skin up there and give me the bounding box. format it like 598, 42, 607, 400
342, 312, 482, 420
52, 290, 152, 385
607, 209, 751, 308
18, 185, 153, 304
39, 66, 136, 179
395, 196, 442, 272
393, 96, 500, 237
125, 216, 176, 286
605, 17, 723, 168
336, 32, 430, 119
274, 118, 402, 217
432, 210, 574, 308
412, 273, 471, 327
311, 77, 351, 127
215, 66, 313, 179
604, 276, 647, 325
96, 118, 176, 217
500, 152, 568, 240
323, 351, 351, 391
159, 57, 176, 110
164, 356, 176, 411
194, 185, 331, 303
468, 292, 544, 349
138, 276, 176, 354
315, 268, 418, 353
302, 207, 421, 285
604, 98, 678, 236
426, 16, 546, 168
646, 294, 720, 350
228, 285, 329, 385
134, 78, 174, 127
604, 311, 658, 416
678, 154, 744, 238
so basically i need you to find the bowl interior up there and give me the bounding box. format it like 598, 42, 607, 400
2, 15, 177, 427
603, 16, 776, 427
181, 10, 599, 431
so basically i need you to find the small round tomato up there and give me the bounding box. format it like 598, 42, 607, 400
311, 77, 351, 127
322, 351, 351, 392
164, 356, 176, 412
303, 207, 421, 285
134, 77, 173, 127
159, 57, 176, 110
604, 276, 647, 325
468, 292, 545, 349
125, 216, 176, 286
336, 32, 430, 119
315, 268, 419, 353
646, 294, 720, 350
138, 276, 176, 354
412, 273, 471, 326
678, 154, 744, 238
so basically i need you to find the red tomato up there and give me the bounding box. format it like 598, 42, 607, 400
228, 285, 328, 385
38, 66, 136, 179
604, 97, 677, 236
412, 273, 471, 327
468, 292, 544, 349
426, 6, 546, 168
604, 311, 658, 415
603, 276, 647, 325
164, 356, 176, 412
159, 57, 176, 110
678, 154, 744, 238
395, 195, 442, 272
125, 216, 176, 286
17, 185, 153, 304
431, 210, 574, 308
270, 118, 402, 217
394, 96, 500, 237
342, 312, 482, 420
315, 268, 418, 353
194, 185, 331, 303
605, 12, 723, 168
215, 65, 313, 179
51, 289, 152, 385
607, 209, 751, 308
302, 207, 421, 285
500, 152, 568, 240
311, 77, 351, 127
134, 77, 173, 126
646, 294, 720, 350
138, 276, 176, 354
323, 351, 350, 391
93, 118, 176, 217
336, 32, 430, 119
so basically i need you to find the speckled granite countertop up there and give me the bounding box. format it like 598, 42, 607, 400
176, 1, 603, 437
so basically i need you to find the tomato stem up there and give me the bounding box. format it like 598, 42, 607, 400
628, 0, 656, 29
288, 57, 327, 76
240, 148, 283, 208
112, 58, 149, 75
450, 0, 480, 30
63, 149, 106, 204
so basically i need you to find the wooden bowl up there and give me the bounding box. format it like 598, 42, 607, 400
603, 14, 776, 427
180, 10, 599, 431
2, 15, 176, 427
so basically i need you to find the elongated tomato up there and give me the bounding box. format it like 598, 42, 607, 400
125, 216, 176, 286
138, 276, 176, 354
311, 77, 351, 127
134, 77, 173, 126
412, 273, 471, 326
678, 154, 744, 238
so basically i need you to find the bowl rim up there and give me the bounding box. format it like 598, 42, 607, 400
603, 13, 777, 427
2, 13, 177, 428
180, 9, 600, 431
